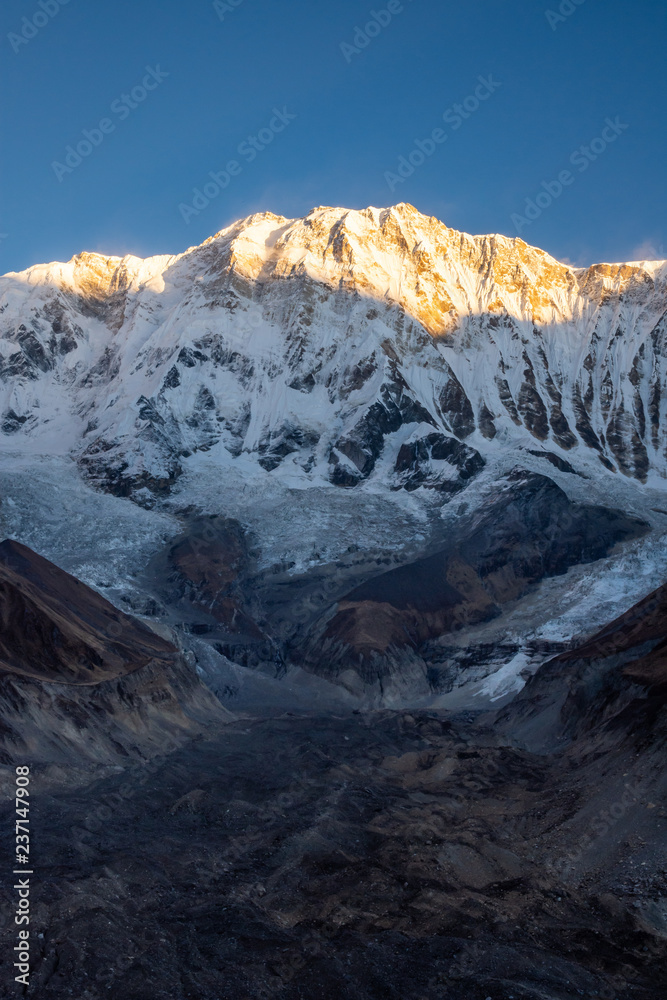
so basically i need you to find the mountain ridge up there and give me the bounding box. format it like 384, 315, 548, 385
3, 202, 667, 497
9, 203, 667, 283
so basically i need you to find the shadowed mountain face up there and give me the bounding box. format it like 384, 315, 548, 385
119, 470, 648, 699
0, 540, 231, 766
0, 536, 665, 999
559, 581, 667, 692
496, 576, 667, 752
0, 538, 176, 685
146, 514, 265, 640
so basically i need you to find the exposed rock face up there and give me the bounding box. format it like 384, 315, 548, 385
162, 515, 256, 628
486, 582, 667, 947
1, 204, 666, 501
146, 514, 274, 667
296, 472, 648, 689
1, 572, 663, 1000
557, 579, 667, 691
393, 431, 484, 493
0, 539, 231, 765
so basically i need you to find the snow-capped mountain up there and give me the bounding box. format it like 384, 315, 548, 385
2, 203, 667, 703
3, 202, 667, 493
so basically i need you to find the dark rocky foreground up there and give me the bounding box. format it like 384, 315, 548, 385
1, 698, 665, 1000
0, 544, 665, 998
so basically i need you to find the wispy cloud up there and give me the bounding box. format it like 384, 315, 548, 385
631, 238, 665, 261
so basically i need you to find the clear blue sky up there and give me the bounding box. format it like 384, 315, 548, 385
1, 0, 665, 273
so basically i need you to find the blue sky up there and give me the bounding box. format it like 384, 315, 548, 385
1, 0, 665, 272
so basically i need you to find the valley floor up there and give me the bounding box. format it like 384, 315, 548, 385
5, 711, 665, 1000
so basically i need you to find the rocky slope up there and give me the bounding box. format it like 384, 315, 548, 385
497, 573, 667, 752
490, 580, 667, 965
0, 540, 231, 768
1, 534, 663, 999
